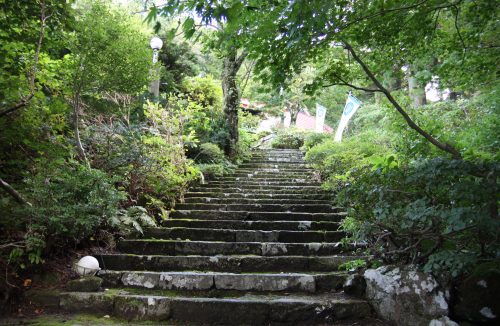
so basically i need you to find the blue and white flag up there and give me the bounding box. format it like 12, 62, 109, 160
334, 94, 362, 142
315, 103, 327, 133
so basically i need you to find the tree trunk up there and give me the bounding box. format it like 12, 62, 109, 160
221, 49, 246, 160
73, 94, 89, 166
408, 66, 427, 107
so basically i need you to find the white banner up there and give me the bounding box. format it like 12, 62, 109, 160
334, 94, 362, 142
315, 103, 327, 133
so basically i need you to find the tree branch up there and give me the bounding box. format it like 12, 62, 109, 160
0, 178, 32, 206
235, 50, 248, 71
322, 77, 382, 93
343, 42, 462, 159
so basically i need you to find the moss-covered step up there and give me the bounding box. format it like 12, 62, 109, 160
174, 203, 338, 213
169, 210, 346, 222
182, 197, 333, 205
139, 227, 345, 243
58, 291, 371, 324
96, 254, 362, 273
231, 170, 316, 177
117, 239, 355, 256
215, 176, 318, 182
203, 180, 322, 187
97, 270, 347, 293
184, 192, 332, 200
160, 219, 341, 231
189, 186, 324, 193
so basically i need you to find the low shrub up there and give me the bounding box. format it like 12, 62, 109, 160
304, 131, 391, 190
338, 158, 499, 277
195, 143, 225, 164
197, 162, 236, 180
302, 132, 332, 151
3, 160, 124, 266
271, 128, 308, 149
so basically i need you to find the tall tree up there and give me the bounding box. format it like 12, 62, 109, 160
150, 0, 249, 159
66, 1, 151, 163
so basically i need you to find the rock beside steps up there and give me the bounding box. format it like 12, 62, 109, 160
54, 149, 375, 324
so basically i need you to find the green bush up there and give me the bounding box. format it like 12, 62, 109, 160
302, 132, 332, 151
195, 143, 225, 164
85, 102, 200, 215
2, 160, 125, 266
271, 128, 307, 149
304, 131, 391, 190
338, 158, 499, 277
197, 162, 236, 180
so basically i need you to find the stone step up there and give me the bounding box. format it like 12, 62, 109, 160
217, 177, 318, 182
232, 169, 316, 175
247, 159, 306, 163
188, 187, 325, 194
194, 184, 323, 191
174, 203, 338, 213
170, 210, 346, 221
245, 159, 308, 164
97, 254, 362, 272
205, 181, 322, 187
59, 291, 371, 324
98, 270, 347, 293
245, 159, 306, 164
118, 239, 353, 256
184, 192, 332, 200
162, 219, 340, 231
238, 164, 312, 169
141, 227, 345, 243
182, 197, 332, 205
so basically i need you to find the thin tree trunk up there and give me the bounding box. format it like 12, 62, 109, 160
221, 49, 247, 159
73, 94, 89, 166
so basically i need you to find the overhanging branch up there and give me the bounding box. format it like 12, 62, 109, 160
343, 41, 462, 159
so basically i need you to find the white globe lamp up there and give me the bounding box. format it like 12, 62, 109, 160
74, 256, 101, 276
150, 36, 163, 51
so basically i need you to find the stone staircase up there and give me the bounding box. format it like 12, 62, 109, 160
59, 149, 374, 324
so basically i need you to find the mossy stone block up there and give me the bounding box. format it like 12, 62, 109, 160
66, 276, 103, 292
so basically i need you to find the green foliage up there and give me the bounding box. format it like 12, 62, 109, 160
172, 76, 227, 150
305, 131, 391, 190
337, 158, 499, 277
25, 162, 121, 237
198, 162, 236, 180
67, 1, 152, 98
2, 160, 125, 266
271, 128, 307, 149
112, 206, 157, 236
236, 111, 261, 162
302, 133, 332, 151
389, 96, 500, 161
86, 101, 200, 214
195, 143, 225, 164
339, 259, 368, 272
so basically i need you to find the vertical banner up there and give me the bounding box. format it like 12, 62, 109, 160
315, 103, 327, 133
334, 94, 362, 142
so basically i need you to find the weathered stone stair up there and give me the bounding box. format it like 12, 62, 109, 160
59, 149, 374, 324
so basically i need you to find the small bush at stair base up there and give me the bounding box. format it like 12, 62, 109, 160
271, 128, 308, 149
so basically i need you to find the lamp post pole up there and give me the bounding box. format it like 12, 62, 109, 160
149, 36, 163, 98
